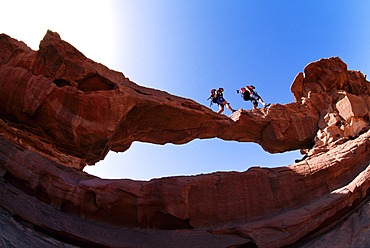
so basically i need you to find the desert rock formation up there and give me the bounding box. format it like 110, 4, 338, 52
0, 31, 369, 247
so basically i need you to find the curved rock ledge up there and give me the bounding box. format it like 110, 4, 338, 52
0, 31, 370, 247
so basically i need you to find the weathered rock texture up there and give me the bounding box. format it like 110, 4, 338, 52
0, 30, 370, 247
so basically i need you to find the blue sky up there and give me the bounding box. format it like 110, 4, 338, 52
2, 1, 370, 180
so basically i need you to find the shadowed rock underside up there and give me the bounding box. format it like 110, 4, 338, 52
0, 31, 370, 247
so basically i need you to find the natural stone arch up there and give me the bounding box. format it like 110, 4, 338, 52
0, 31, 370, 247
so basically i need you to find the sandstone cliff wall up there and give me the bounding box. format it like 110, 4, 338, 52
0, 31, 370, 247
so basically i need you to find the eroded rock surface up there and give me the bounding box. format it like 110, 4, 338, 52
0, 31, 370, 247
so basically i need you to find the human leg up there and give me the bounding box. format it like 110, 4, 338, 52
217, 104, 224, 114
258, 98, 266, 105
226, 103, 235, 112
251, 99, 258, 109
253, 102, 258, 109
220, 99, 236, 113
258, 98, 270, 108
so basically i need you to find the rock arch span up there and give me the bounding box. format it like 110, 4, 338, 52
0, 31, 369, 247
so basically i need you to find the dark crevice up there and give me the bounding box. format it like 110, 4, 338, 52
60, 200, 78, 215
34, 184, 51, 205
53, 78, 71, 87
77, 74, 115, 92
133, 88, 152, 96
149, 211, 193, 230
3, 172, 34, 196
3, 172, 52, 205
33, 225, 107, 248
234, 241, 259, 248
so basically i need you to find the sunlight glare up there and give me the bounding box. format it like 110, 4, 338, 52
0, 0, 118, 68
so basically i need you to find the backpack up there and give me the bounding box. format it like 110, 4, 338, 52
242, 91, 251, 101
208, 88, 218, 106
237, 88, 251, 101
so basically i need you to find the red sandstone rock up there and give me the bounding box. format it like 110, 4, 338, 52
0, 31, 321, 165
0, 31, 370, 247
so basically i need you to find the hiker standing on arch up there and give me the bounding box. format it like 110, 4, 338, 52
209, 87, 236, 114
238, 85, 270, 109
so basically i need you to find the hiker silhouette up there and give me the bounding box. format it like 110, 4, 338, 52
209, 87, 236, 114
237, 85, 270, 109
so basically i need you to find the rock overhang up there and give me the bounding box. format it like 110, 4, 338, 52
0, 30, 370, 247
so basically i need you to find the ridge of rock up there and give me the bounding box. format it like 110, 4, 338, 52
0, 31, 370, 247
